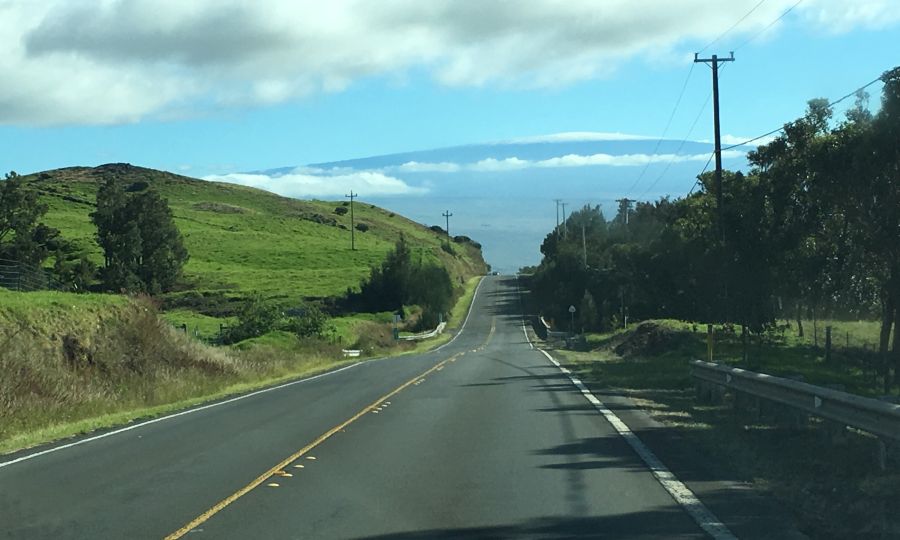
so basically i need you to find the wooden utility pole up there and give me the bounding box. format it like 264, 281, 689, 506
345, 190, 357, 250
615, 198, 634, 226
442, 210, 453, 248
694, 52, 734, 241
561, 202, 568, 239
553, 199, 562, 238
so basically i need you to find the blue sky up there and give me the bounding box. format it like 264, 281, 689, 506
1, 0, 898, 180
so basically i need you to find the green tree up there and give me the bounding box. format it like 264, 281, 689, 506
0, 171, 60, 266
92, 178, 188, 293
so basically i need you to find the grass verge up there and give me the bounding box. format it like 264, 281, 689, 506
551, 319, 899, 539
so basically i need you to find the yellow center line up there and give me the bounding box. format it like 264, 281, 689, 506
164, 352, 462, 539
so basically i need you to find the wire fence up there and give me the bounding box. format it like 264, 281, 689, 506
0, 258, 64, 292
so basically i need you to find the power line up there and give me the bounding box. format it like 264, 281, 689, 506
722, 74, 885, 151
687, 153, 715, 196
624, 63, 696, 196
698, 0, 768, 53
636, 90, 713, 200
733, 0, 804, 51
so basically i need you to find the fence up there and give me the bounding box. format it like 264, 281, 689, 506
0, 258, 63, 292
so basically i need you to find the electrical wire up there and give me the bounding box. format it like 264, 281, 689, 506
637, 90, 713, 200
698, 0, 768, 53
623, 62, 696, 196
687, 153, 715, 196
722, 74, 885, 151
733, 0, 804, 51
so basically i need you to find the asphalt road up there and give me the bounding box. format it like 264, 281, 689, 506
2, 275, 715, 539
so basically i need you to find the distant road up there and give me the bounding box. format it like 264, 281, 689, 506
3, 276, 739, 539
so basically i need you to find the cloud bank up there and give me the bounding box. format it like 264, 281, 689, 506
1, 0, 894, 125
204, 170, 426, 198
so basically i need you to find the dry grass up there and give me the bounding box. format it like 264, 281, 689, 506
0, 294, 345, 454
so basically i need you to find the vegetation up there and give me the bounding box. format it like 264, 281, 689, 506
92, 176, 188, 293
354, 236, 455, 330
553, 320, 898, 539
0, 171, 60, 267
530, 66, 900, 389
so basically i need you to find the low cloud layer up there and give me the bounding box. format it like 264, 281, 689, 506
204, 170, 426, 198
1, 0, 895, 125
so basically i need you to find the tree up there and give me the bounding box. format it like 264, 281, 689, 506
0, 171, 60, 266
92, 178, 188, 293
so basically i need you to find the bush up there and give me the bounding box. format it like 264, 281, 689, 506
224, 296, 280, 344
355, 223, 369, 232
334, 206, 349, 216
284, 305, 330, 339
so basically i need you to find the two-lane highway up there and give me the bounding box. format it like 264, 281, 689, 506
2, 276, 713, 539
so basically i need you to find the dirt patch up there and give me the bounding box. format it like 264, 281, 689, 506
192, 202, 247, 214
611, 321, 688, 357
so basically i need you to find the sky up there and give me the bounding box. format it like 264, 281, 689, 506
1, 0, 899, 269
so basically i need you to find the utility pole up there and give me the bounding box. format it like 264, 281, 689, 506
615, 198, 633, 226
345, 190, 357, 250
561, 202, 568, 239
553, 199, 562, 238
582, 224, 587, 268
694, 52, 734, 241
442, 210, 453, 248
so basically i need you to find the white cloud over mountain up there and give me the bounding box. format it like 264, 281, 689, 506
203, 170, 427, 198
1, 0, 894, 125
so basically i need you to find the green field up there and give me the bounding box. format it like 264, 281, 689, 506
25, 164, 486, 300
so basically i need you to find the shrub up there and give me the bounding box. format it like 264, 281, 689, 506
334, 206, 349, 216
224, 295, 281, 344
284, 305, 330, 339
355, 222, 369, 232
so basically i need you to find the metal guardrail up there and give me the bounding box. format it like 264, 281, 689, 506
397, 322, 447, 342
691, 360, 900, 441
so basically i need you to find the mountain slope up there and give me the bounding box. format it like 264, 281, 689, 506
23, 163, 487, 300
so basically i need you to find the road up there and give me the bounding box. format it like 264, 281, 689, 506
3, 276, 726, 539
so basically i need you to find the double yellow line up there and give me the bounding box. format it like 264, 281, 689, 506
165, 352, 462, 539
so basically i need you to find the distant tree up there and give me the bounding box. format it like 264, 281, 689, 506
92, 178, 188, 293
0, 171, 60, 266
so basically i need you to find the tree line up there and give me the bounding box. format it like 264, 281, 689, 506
530, 66, 900, 388
0, 173, 188, 294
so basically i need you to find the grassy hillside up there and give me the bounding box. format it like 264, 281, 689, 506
23, 163, 487, 301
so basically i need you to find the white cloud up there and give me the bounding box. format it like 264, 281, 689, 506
391, 161, 461, 173
369, 149, 746, 174
470, 157, 531, 172
720, 134, 779, 146
2, 0, 894, 126
204, 170, 426, 197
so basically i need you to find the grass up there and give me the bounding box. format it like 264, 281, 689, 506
26, 164, 487, 301
0, 275, 483, 456
552, 318, 898, 539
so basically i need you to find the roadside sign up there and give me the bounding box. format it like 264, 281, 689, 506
568, 305, 576, 313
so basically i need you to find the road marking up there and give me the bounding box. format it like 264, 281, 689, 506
164, 353, 462, 540
537, 349, 736, 540
433, 276, 486, 353
0, 278, 489, 470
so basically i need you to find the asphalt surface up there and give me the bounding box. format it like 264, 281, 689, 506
3, 276, 718, 539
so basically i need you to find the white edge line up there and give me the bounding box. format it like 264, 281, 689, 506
433, 275, 485, 353
1, 276, 488, 469
515, 274, 534, 349
537, 347, 737, 540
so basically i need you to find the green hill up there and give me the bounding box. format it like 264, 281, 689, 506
22, 163, 487, 302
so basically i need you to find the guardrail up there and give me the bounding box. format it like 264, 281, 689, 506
341, 349, 361, 358
397, 322, 447, 342
691, 360, 900, 441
